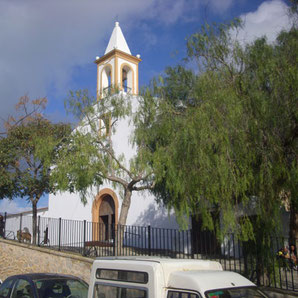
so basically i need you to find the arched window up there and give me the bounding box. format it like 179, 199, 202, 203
122, 69, 128, 92
101, 65, 112, 95
121, 65, 133, 93
100, 112, 111, 137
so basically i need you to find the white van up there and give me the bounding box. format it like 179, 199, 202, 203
88, 257, 267, 297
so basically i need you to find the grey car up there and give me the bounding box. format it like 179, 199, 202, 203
0, 273, 88, 298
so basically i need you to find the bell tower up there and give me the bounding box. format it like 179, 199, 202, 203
95, 22, 141, 99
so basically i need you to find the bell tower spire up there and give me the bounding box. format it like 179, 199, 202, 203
95, 22, 141, 99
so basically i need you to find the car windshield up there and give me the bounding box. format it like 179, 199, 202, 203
33, 278, 88, 298
205, 286, 266, 298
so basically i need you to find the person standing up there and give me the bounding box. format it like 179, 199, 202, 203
289, 244, 298, 270
0, 215, 5, 238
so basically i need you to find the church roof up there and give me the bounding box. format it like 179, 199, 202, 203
104, 22, 131, 55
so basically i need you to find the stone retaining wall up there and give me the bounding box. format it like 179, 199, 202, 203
0, 239, 93, 283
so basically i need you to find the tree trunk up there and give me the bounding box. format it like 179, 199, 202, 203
32, 199, 38, 245
118, 188, 132, 226
289, 200, 298, 245
115, 187, 132, 255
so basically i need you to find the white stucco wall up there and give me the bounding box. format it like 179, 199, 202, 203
47, 172, 180, 228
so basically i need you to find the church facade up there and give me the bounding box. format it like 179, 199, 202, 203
44, 22, 181, 231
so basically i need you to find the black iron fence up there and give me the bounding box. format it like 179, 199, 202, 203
2, 213, 298, 292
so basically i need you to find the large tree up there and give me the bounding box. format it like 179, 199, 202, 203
51, 90, 155, 229
135, 20, 297, 240
0, 96, 47, 200
0, 96, 71, 244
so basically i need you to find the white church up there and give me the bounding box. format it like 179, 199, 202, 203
44, 22, 180, 229
5, 22, 190, 254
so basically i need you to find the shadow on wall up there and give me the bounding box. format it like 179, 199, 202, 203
127, 203, 191, 253
134, 203, 181, 229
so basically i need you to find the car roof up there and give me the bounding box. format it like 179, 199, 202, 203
6, 273, 86, 282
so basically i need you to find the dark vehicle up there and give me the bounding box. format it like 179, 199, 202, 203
0, 273, 88, 298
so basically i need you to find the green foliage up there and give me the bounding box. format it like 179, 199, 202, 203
0, 100, 71, 244
50, 129, 105, 204
52, 89, 155, 224
0, 118, 71, 202
136, 20, 298, 239
0, 137, 18, 199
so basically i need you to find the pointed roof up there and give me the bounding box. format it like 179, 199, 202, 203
104, 22, 131, 55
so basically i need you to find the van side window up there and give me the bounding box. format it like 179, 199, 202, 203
167, 290, 200, 298
96, 269, 148, 284
94, 283, 147, 298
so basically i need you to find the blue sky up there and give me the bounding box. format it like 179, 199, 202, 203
0, 0, 292, 213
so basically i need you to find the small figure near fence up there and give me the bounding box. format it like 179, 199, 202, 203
40, 227, 50, 246
17, 228, 32, 243
277, 246, 287, 258
288, 244, 298, 270
277, 245, 298, 271
0, 215, 5, 238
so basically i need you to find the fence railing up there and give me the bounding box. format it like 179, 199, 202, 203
2, 213, 298, 292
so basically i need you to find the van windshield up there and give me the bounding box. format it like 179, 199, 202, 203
205, 286, 266, 298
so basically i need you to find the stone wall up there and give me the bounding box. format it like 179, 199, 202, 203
0, 239, 93, 283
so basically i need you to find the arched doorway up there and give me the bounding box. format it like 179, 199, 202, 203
92, 188, 119, 241
99, 195, 115, 240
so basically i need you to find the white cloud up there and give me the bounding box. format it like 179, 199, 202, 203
0, 199, 30, 214
205, 0, 234, 13
236, 0, 292, 44
0, 0, 157, 120
144, 0, 198, 25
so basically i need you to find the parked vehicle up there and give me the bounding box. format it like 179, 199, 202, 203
88, 257, 267, 297
0, 273, 88, 298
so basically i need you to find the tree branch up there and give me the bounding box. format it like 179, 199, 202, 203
105, 175, 128, 187
132, 180, 156, 191
95, 138, 133, 179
